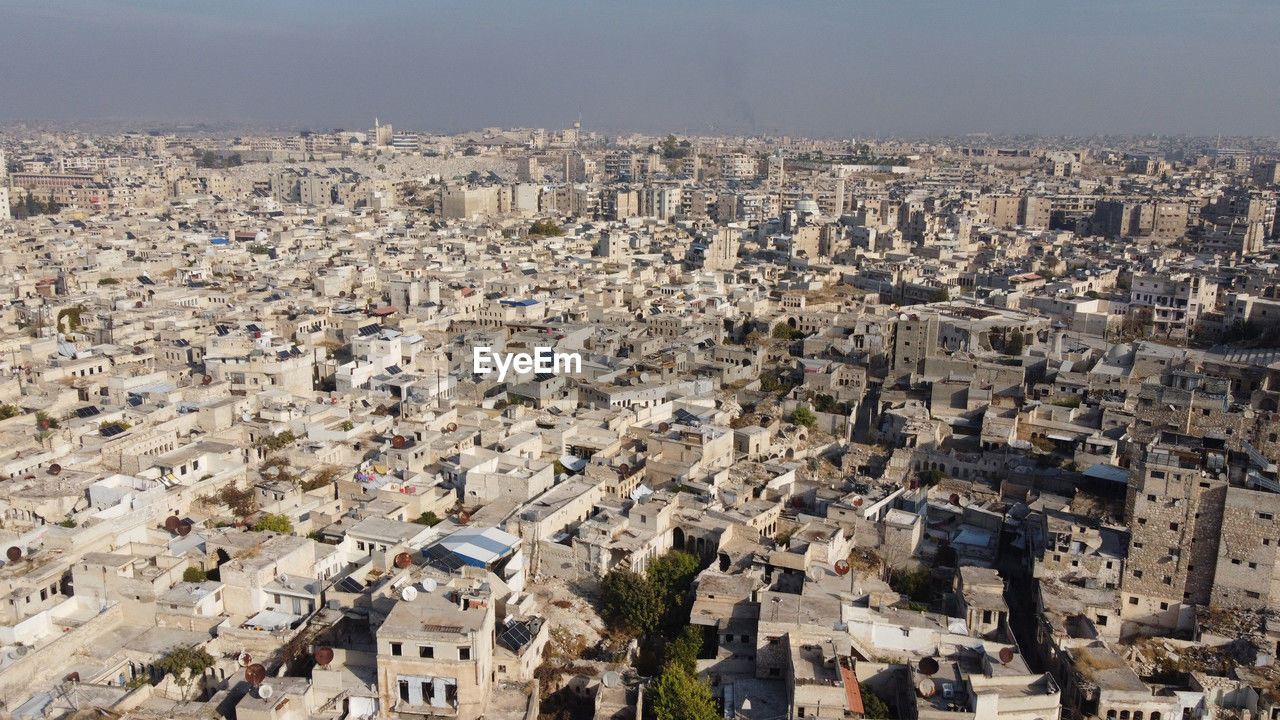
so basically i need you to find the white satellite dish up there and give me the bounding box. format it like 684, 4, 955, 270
241, 412, 252, 423
257, 684, 274, 700
421, 578, 437, 593
603, 671, 620, 688
401, 586, 418, 602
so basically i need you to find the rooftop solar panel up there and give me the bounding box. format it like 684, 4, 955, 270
75, 406, 101, 418
336, 576, 365, 593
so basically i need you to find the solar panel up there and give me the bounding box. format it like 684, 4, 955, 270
100, 424, 126, 437
246, 324, 260, 333
386, 365, 402, 375
76, 406, 101, 418
498, 621, 533, 652
358, 324, 380, 336
425, 544, 466, 572
215, 325, 230, 336
277, 351, 291, 361
127, 397, 143, 407
336, 576, 365, 593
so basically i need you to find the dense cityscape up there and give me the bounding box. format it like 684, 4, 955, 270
0, 118, 1279, 720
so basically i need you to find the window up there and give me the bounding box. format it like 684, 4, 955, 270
1133, 570, 1143, 579
1246, 591, 1261, 599
390, 643, 402, 656
399, 679, 410, 702
1129, 597, 1139, 605
1096, 615, 1107, 626
419, 646, 434, 658
1261, 513, 1274, 521
1169, 522, 1179, 531
1159, 602, 1168, 610
459, 647, 471, 660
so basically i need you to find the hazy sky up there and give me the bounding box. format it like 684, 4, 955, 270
1, 0, 1277, 137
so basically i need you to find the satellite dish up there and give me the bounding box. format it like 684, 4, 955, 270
421, 578, 437, 593
401, 586, 419, 602
394, 552, 412, 569
64, 672, 80, 683
618, 463, 631, 476
242, 412, 253, 423
245, 663, 267, 686
39, 418, 51, 430
949, 493, 961, 506
48, 463, 62, 475
445, 422, 458, 432
237, 651, 252, 667
5, 547, 22, 562
603, 671, 621, 688
202, 374, 212, 385
457, 510, 471, 525
314, 646, 334, 667
918, 679, 937, 698
658, 422, 670, 432
919, 657, 939, 676
257, 684, 274, 700
834, 560, 850, 576
177, 521, 193, 537
999, 647, 1015, 664
852, 495, 864, 507
164, 516, 181, 532
391, 435, 407, 449
639, 373, 651, 383
135, 301, 143, 308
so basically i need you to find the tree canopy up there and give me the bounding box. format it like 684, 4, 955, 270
254, 513, 293, 534
156, 646, 215, 691
600, 569, 662, 636
648, 663, 718, 720
791, 405, 817, 428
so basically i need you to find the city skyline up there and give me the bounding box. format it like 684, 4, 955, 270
2, 0, 1278, 137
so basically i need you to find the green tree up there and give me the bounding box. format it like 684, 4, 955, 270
1003, 330, 1024, 356
647, 550, 700, 610
253, 513, 293, 534
772, 322, 801, 339
413, 511, 441, 527
859, 682, 893, 719
155, 646, 215, 699
888, 566, 932, 604
0, 405, 19, 420
34, 410, 60, 429
183, 566, 208, 583
791, 405, 817, 428
98, 277, 120, 285
663, 625, 703, 674
600, 569, 662, 636
528, 219, 564, 237
648, 664, 718, 720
